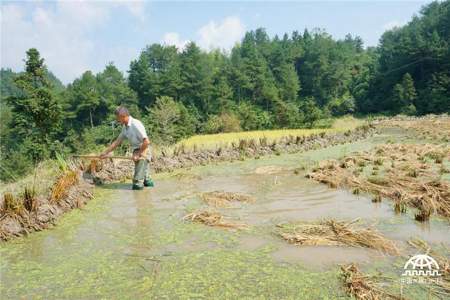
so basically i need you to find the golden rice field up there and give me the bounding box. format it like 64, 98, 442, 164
174, 116, 364, 151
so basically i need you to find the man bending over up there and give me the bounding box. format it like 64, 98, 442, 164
100, 106, 154, 190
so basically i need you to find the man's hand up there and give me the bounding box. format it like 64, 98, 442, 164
100, 138, 123, 159
132, 152, 142, 162
134, 138, 149, 162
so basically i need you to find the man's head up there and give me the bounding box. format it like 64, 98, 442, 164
115, 106, 130, 125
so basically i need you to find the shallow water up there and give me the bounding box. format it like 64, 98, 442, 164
1, 134, 449, 299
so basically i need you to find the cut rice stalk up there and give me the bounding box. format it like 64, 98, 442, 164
201, 191, 255, 207
277, 219, 399, 255
341, 263, 405, 300
183, 210, 248, 229
50, 170, 79, 203
307, 144, 450, 221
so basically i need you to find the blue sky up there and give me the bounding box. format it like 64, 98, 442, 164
1, 1, 430, 84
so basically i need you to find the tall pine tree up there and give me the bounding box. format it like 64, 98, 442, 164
6, 48, 62, 161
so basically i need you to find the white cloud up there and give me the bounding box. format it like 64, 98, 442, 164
161, 16, 245, 54
162, 32, 190, 52
0, 1, 146, 84
382, 20, 407, 31
113, 0, 146, 22
197, 16, 245, 51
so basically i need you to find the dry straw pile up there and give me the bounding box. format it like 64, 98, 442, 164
378, 115, 450, 142
277, 218, 399, 255
341, 263, 405, 300
183, 210, 248, 229
201, 191, 255, 207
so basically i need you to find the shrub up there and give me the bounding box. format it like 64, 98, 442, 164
272, 100, 303, 129
326, 96, 356, 116
144, 96, 197, 144
204, 112, 241, 134
299, 97, 323, 128
236, 102, 273, 130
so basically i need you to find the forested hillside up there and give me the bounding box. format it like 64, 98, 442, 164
1, 0, 449, 182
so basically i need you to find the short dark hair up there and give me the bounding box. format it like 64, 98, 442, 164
115, 106, 129, 116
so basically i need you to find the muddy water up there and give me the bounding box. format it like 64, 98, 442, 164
168, 168, 450, 265
1, 136, 449, 299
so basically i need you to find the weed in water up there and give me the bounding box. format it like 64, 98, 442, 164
372, 194, 382, 203
22, 187, 38, 212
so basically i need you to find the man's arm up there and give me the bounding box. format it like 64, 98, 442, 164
133, 137, 150, 161
133, 120, 150, 161
100, 137, 123, 159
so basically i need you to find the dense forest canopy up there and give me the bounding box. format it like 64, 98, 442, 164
1, 0, 449, 182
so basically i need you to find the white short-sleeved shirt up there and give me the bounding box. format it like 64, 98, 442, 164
118, 116, 151, 159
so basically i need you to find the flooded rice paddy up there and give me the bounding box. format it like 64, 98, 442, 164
1, 133, 449, 299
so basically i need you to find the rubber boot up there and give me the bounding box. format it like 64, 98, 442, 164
143, 178, 154, 187
132, 183, 144, 190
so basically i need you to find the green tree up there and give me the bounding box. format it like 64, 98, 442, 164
236, 102, 273, 130
391, 73, 417, 114
364, 0, 450, 114
421, 72, 450, 113
6, 48, 62, 161
67, 71, 101, 128
179, 42, 213, 115
129, 44, 182, 109
0, 68, 21, 99
299, 97, 322, 128
272, 99, 302, 128
96, 63, 139, 118
144, 96, 196, 144
210, 73, 234, 114
237, 31, 280, 111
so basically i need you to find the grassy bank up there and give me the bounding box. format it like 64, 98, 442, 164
0, 161, 61, 197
